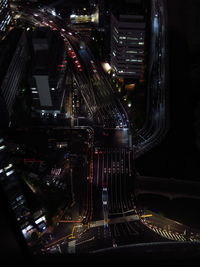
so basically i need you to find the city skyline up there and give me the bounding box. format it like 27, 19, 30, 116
0, 0, 200, 264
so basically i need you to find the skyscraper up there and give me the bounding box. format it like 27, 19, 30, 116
0, 29, 29, 117
110, 1, 145, 82
30, 27, 66, 118
0, 0, 12, 40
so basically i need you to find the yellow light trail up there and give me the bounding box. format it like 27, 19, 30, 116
140, 214, 153, 218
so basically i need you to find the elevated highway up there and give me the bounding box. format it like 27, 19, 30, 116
135, 175, 200, 200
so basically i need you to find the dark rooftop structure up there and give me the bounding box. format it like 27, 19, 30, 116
0, 28, 23, 86
30, 27, 67, 115
110, 0, 145, 16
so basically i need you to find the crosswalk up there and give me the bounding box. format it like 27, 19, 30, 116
152, 227, 186, 241
145, 224, 199, 242
141, 217, 200, 242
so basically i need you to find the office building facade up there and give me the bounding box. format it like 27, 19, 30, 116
0, 29, 29, 117
0, 137, 47, 241
110, 12, 145, 81
0, 0, 12, 40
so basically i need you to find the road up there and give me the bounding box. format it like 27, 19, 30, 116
9, 0, 190, 255
14, 0, 169, 155
132, 0, 169, 158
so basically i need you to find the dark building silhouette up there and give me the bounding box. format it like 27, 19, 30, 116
29, 27, 67, 118
0, 29, 29, 122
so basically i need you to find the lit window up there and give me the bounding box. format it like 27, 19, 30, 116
127, 37, 138, 40
35, 216, 46, 224
126, 71, 136, 74
6, 169, 14, 176
0, 145, 5, 151
16, 195, 23, 202
126, 59, 143, 62
126, 51, 138, 54
4, 163, 12, 171
114, 27, 118, 33
22, 225, 33, 235
26, 225, 33, 231
113, 35, 118, 43
51, 10, 56, 16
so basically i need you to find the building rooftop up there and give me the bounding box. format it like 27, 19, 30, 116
111, 0, 145, 17
30, 27, 66, 113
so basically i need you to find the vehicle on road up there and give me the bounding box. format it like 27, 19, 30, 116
102, 187, 108, 205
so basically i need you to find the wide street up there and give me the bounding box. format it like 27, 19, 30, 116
8, 0, 198, 255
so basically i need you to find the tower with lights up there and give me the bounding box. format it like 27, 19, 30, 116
0, 0, 12, 40
110, 0, 146, 83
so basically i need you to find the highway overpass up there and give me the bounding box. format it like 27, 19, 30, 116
134, 175, 200, 200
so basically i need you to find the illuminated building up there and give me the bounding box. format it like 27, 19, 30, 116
0, 138, 31, 236
70, 1, 99, 25
0, 0, 12, 40
0, 138, 47, 240
110, 7, 145, 81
